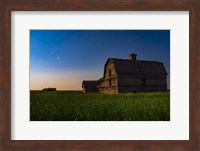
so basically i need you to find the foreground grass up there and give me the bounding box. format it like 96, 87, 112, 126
30, 91, 170, 121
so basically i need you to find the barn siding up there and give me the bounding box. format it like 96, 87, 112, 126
118, 77, 141, 86
146, 78, 166, 85
100, 86, 118, 94
118, 86, 141, 93
118, 85, 167, 93
82, 82, 98, 93
105, 61, 117, 77
117, 76, 167, 93
104, 78, 117, 87
118, 76, 167, 86
144, 86, 167, 92
102, 61, 118, 94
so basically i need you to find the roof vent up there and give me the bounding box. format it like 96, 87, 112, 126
129, 53, 137, 61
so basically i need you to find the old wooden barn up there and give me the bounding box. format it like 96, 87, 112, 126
82, 53, 168, 94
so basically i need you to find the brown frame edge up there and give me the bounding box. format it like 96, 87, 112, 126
0, 0, 200, 151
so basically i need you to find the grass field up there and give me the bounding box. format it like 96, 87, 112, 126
30, 91, 170, 121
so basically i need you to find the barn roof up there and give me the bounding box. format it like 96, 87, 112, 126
82, 78, 103, 88
104, 58, 168, 77
82, 81, 97, 88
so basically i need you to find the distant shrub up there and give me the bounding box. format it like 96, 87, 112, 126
42, 88, 56, 91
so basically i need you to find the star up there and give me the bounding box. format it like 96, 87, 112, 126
57, 57, 60, 60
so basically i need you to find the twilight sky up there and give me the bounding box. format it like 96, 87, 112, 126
30, 30, 170, 90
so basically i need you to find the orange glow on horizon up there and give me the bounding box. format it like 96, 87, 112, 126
30, 70, 102, 90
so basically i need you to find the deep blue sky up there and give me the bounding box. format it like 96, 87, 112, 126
30, 30, 170, 90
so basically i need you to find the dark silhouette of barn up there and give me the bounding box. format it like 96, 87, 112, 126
82, 53, 167, 94
82, 78, 103, 93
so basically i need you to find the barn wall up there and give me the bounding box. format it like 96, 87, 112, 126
118, 77, 166, 85
118, 85, 167, 93
118, 77, 141, 86
104, 78, 117, 87
99, 86, 118, 94
144, 86, 167, 92
84, 87, 96, 92
105, 61, 117, 78
117, 76, 167, 93
100, 78, 118, 94
146, 78, 166, 85
118, 86, 142, 93
145, 77, 167, 91
102, 61, 118, 94
83, 83, 98, 93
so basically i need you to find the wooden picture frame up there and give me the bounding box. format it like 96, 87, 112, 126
0, 0, 199, 150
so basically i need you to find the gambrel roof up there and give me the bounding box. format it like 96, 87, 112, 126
103, 58, 167, 77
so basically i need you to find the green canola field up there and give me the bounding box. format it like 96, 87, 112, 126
30, 91, 170, 121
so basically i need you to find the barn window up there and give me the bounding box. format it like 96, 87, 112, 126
109, 69, 111, 77
141, 78, 146, 86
